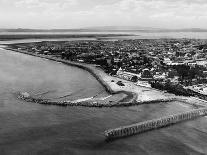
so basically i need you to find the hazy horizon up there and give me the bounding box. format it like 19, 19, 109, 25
0, 0, 207, 29
1, 26, 207, 30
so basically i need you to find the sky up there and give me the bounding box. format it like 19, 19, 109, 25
0, 0, 207, 29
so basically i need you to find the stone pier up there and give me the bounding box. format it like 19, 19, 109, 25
105, 108, 207, 140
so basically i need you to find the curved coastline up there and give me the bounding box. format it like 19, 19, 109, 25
3, 46, 206, 141
4, 47, 139, 106
3, 47, 179, 107
17, 91, 176, 107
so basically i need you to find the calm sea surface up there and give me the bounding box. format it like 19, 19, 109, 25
0, 37, 207, 154
1, 31, 207, 40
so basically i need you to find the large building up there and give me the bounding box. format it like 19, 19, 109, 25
116, 68, 140, 81
116, 68, 154, 82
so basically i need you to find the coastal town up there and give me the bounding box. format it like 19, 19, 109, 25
3, 37, 207, 147
2, 0, 207, 153
7, 38, 207, 100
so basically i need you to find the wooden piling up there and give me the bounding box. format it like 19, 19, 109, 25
105, 108, 207, 140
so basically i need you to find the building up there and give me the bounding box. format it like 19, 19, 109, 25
116, 68, 140, 81
140, 68, 154, 81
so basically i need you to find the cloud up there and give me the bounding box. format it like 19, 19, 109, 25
84, 0, 207, 28
15, 0, 77, 9
1, 0, 207, 28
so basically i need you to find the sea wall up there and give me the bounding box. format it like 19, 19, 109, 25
18, 92, 175, 107
5, 47, 137, 104
105, 108, 207, 140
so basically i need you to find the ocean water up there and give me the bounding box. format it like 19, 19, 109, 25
0, 43, 207, 154
1, 31, 207, 45
0, 38, 97, 45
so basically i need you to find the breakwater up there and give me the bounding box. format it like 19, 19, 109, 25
18, 92, 176, 107
105, 108, 207, 140
5, 47, 137, 104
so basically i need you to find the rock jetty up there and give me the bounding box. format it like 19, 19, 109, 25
18, 92, 176, 107
105, 108, 207, 140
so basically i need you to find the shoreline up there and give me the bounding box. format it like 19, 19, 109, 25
3, 44, 207, 141
3, 46, 178, 107
4, 47, 138, 105
0, 34, 134, 41
17, 91, 177, 107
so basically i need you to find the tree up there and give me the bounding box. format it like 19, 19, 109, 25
131, 76, 138, 82
175, 65, 190, 80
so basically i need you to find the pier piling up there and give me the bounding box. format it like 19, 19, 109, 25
105, 108, 207, 140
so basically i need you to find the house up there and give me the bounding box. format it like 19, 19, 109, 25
140, 68, 154, 81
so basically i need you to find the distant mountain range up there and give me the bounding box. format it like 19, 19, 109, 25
1, 27, 207, 33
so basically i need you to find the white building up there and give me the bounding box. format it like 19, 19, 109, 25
116, 68, 140, 81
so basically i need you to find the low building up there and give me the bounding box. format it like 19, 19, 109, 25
116, 68, 140, 81
135, 81, 151, 88
140, 68, 154, 81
